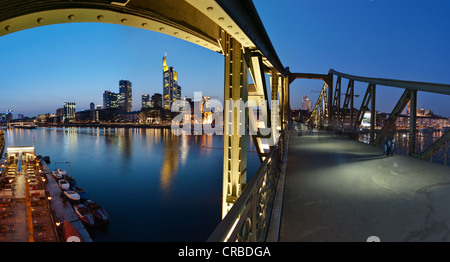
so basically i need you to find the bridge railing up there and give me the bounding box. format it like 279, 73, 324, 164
207, 130, 288, 242
306, 69, 450, 165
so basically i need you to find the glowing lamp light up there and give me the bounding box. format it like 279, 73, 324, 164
55, 221, 61, 227
47, 196, 52, 201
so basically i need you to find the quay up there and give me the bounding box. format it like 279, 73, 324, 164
40, 160, 93, 242
0, 146, 92, 242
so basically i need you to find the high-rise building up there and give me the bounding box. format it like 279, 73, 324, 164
103, 91, 119, 109
119, 80, 132, 112
90, 102, 95, 111
63, 102, 76, 122
152, 93, 163, 109
142, 94, 151, 109
302, 95, 312, 112
163, 52, 180, 111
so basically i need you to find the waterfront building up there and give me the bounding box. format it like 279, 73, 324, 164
116, 111, 139, 123
119, 80, 132, 113
103, 90, 119, 109
63, 102, 76, 122
163, 52, 181, 111
302, 95, 312, 112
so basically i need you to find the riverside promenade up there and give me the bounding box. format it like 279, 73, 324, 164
277, 125, 450, 242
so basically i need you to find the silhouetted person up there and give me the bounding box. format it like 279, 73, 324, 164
383, 119, 397, 156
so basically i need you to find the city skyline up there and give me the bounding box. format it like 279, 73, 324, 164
0, 0, 449, 118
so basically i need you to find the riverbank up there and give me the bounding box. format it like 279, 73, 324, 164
38, 123, 171, 129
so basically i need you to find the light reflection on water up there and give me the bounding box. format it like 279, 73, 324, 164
1, 127, 259, 241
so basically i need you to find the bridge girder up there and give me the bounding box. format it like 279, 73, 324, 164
0, 0, 289, 219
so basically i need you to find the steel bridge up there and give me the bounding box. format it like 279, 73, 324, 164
1, 0, 449, 242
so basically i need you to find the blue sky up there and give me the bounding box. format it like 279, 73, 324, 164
1, 0, 449, 117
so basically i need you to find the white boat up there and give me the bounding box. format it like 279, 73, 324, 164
64, 190, 80, 202
57, 169, 67, 176
52, 171, 63, 179
58, 179, 70, 190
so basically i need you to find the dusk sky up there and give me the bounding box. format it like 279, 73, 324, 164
1, 0, 449, 117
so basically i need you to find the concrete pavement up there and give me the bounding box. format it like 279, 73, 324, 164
278, 126, 450, 242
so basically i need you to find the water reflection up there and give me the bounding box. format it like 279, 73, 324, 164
160, 132, 180, 194
0, 127, 260, 241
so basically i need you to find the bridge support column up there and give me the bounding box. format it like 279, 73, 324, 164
271, 72, 281, 145
221, 30, 248, 218
370, 84, 376, 145
409, 90, 417, 156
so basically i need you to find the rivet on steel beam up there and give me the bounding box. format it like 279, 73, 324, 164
68, 14, 75, 20
159, 27, 165, 31
142, 23, 148, 27
97, 15, 104, 21
121, 18, 127, 23
37, 17, 44, 24
227, 26, 232, 29
174, 32, 179, 35
186, 36, 190, 40
5, 25, 11, 31
219, 17, 224, 22
207, 7, 213, 12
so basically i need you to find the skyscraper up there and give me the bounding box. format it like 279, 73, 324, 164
152, 93, 163, 109
142, 94, 151, 109
63, 102, 76, 122
103, 91, 119, 109
163, 52, 180, 111
119, 80, 132, 112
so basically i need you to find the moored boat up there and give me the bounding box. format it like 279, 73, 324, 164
66, 177, 77, 187
85, 199, 109, 223
57, 169, 67, 176
73, 204, 95, 226
64, 190, 80, 202
62, 220, 84, 242
58, 179, 70, 190
52, 171, 63, 179
72, 186, 88, 200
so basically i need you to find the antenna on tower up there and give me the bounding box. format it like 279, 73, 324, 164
165, 48, 167, 57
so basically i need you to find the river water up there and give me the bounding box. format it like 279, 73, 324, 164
1, 127, 260, 242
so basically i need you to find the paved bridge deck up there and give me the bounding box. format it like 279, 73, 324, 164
278, 126, 450, 242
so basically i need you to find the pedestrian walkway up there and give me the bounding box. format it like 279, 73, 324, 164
278, 126, 450, 242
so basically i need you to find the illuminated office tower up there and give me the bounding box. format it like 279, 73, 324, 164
103, 91, 119, 109
142, 94, 151, 109
163, 52, 180, 111
63, 102, 76, 122
119, 80, 132, 112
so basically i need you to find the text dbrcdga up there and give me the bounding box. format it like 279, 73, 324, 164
171, 92, 281, 147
